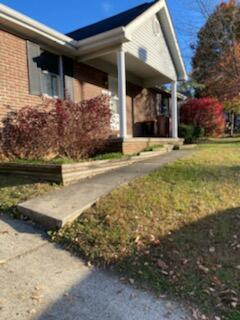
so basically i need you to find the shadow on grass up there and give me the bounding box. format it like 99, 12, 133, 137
149, 163, 240, 184
0, 174, 48, 189
55, 207, 240, 319
114, 207, 240, 319
0, 174, 58, 217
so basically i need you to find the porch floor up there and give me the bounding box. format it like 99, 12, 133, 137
107, 137, 184, 155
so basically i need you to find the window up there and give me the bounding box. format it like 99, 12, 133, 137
27, 41, 74, 99
156, 93, 169, 116
39, 50, 61, 98
42, 72, 59, 97
161, 96, 170, 116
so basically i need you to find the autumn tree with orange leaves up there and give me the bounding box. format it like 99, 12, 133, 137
192, 0, 240, 134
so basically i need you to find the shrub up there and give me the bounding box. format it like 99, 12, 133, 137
178, 124, 195, 144
180, 98, 225, 137
0, 95, 111, 160
193, 126, 205, 141
178, 124, 205, 144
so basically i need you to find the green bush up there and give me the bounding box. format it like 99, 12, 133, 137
193, 126, 205, 140
178, 124, 204, 144
178, 124, 194, 144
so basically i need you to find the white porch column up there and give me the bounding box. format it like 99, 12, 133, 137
117, 48, 127, 138
171, 80, 178, 139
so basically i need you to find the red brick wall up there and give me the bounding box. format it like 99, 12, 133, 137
0, 29, 158, 137
73, 62, 108, 102
0, 30, 42, 121
127, 82, 157, 137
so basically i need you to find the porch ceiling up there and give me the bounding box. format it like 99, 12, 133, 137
86, 51, 173, 88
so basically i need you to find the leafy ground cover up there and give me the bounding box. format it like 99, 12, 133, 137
0, 175, 58, 216
53, 138, 240, 320
2, 152, 128, 165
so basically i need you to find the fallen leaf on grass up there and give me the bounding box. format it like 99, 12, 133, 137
212, 276, 222, 286
198, 264, 209, 274
209, 246, 216, 253
181, 259, 189, 265
156, 259, 168, 270
153, 239, 161, 246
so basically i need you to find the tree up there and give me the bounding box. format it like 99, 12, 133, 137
192, 0, 240, 101
177, 79, 205, 98
180, 98, 225, 137
224, 96, 240, 135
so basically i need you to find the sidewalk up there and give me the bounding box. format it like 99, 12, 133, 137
0, 215, 190, 320
18, 150, 192, 229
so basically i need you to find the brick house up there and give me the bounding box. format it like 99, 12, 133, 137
0, 1, 187, 154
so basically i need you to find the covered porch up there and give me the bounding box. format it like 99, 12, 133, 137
80, 47, 180, 145
75, 0, 187, 153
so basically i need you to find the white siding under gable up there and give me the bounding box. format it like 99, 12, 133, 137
124, 15, 177, 81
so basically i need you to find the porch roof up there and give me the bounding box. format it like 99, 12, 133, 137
0, 1, 187, 82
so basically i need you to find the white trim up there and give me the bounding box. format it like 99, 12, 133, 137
171, 81, 178, 139
158, 2, 187, 80
0, 4, 77, 48
117, 49, 127, 138
77, 29, 130, 56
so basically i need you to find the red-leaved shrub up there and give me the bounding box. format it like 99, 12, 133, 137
0, 95, 111, 160
180, 98, 225, 137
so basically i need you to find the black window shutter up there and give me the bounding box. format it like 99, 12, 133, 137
27, 41, 41, 95
63, 57, 74, 101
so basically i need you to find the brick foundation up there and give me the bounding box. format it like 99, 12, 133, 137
105, 138, 183, 155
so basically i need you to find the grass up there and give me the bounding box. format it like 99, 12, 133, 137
143, 144, 164, 152
92, 152, 127, 161
0, 175, 59, 216
10, 157, 76, 165
53, 137, 240, 320
3, 152, 126, 165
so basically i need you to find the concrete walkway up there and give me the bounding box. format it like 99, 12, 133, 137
18, 150, 192, 229
0, 215, 191, 320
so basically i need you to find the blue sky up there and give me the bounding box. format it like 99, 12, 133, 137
0, 0, 218, 73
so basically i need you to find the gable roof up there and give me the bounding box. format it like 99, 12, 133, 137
0, 1, 187, 80
67, 2, 156, 41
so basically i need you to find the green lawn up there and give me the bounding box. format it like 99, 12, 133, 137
0, 175, 58, 216
53, 138, 240, 320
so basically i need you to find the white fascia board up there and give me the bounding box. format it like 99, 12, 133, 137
76, 27, 131, 55
159, 2, 188, 81
0, 4, 77, 49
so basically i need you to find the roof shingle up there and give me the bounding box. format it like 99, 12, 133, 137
67, 1, 156, 41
